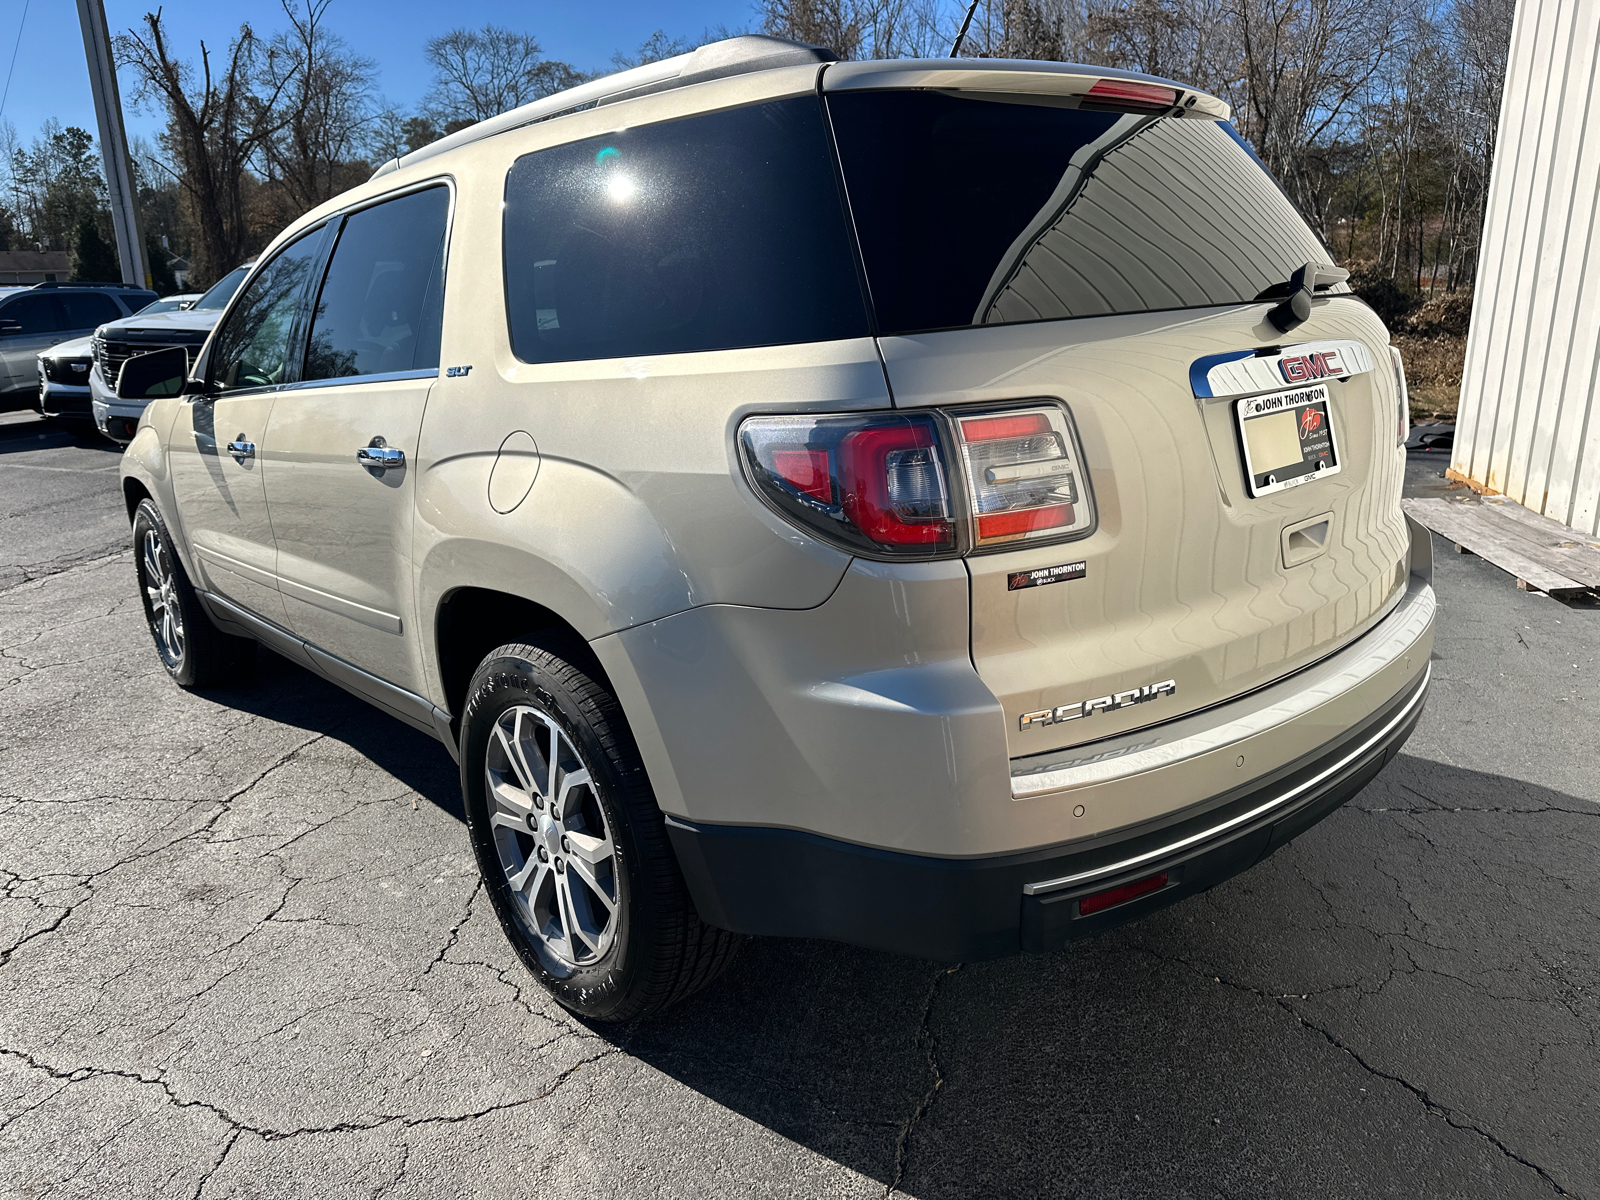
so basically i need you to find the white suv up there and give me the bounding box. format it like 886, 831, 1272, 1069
117, 36, 1435, 1021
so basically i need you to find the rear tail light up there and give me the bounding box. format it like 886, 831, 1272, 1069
1389, 345, 1410, 446
1085, 79, 1179, 110
738, 401, 1095, 560
954, 404, 1095, 549
740, 412, 955, 558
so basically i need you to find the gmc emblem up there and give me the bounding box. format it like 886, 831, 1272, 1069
1278, 350, 1345, 383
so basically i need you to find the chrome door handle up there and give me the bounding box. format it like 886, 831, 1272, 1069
227, 437, 255, 462
356, 437, 405, 470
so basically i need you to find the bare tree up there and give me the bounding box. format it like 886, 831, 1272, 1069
1077, 0, 1230, 82
1222, 0, 1408, 237
760, 0, 916, 60
423, 26, 586, 127
256, 0, 376, 216
613, 31, 696, 69
116, 11, 295, 286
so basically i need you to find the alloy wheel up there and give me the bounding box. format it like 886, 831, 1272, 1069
140, 527, 185, 667
484, 704, 620, 968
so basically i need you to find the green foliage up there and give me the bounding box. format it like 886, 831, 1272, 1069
8, 123, 107, 251
70, 216, 121, 282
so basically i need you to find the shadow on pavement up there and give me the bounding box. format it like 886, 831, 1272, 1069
186, 639, 1598, 1195
614, 754, 1598, 1196
195, 646, 464, 821
0, 416, 121, 456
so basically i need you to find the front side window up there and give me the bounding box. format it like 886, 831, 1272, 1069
209, 233, 324, 391
303, 186, 449, 381
0, 295, 61, 334
503, 97, 867, 364
827, 90, 1333, 334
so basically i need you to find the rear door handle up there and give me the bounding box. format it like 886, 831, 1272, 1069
356, 437, 405, 471
227, 437, 255, 462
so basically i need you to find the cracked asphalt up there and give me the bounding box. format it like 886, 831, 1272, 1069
0, 411, 1596, 1199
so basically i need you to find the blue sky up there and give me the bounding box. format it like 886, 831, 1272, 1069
1, 0, 756, 149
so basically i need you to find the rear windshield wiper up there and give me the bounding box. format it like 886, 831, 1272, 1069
1259, 262, 1349, 332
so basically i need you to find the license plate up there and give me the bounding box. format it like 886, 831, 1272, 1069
1235, 383, 1340, 497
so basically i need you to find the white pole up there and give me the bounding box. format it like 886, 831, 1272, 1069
75, 0, 148, 288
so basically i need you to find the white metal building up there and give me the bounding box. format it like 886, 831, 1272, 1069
1452, 0, 1600, 536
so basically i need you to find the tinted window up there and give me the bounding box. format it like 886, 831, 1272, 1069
827, 91, 1333, 334
193, 267, 250, 312
304, 187, 448, 381
503, 97, 867, 364
58, 292, 122, 328
209, 233, 324, 391
0, 295, 61, 334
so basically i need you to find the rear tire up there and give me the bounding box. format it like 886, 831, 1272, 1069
460, 643, 739, 1022
131, 498, 255, 687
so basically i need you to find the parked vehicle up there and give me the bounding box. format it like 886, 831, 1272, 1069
134, 293, 205, 316
0, 282, 156, 410
117, 37, 1436, 1022
35, 335, 95, 423
90, 266, 250, 443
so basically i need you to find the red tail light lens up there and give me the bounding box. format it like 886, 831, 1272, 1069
740, 412, 954, 557
1085, 79, 1179, 110
954, 403, 1095, 549
839, 423, 950, 544
739, 401, 1094, 560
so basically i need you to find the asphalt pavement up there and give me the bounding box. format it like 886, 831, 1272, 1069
0, 410, 1595, 1199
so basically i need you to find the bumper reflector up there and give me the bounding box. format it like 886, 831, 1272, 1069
1078, 871, 1169, 916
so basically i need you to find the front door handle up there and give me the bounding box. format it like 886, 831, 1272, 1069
227, 436, 255, 462
356, 437, 405, 471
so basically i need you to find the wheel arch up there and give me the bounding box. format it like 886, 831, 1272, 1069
434, 584, 613, 738
122, 475, 152, 522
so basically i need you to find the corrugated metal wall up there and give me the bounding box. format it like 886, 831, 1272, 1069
1453, 0, 1600, 536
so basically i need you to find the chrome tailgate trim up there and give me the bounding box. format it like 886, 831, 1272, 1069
1020, 665, 1429, 895
1010, 579, 1435, 799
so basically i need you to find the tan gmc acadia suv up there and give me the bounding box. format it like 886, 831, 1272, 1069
115, 36, 1436, 1021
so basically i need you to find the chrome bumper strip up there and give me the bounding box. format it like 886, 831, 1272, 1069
1010, 580, 1436, 799
1021, 663, 1429, 897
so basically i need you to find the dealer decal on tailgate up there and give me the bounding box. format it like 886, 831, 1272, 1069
1008, 561, 1087, 591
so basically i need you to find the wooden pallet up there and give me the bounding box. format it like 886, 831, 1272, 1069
1402, 497, 1600, 600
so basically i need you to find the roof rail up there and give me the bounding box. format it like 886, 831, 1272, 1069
373, 35, 836, 180
31, 280, 150, 290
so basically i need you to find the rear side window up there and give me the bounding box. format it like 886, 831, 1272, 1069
59, 292, 122, 328
827, 91, 1332, 334
1, 295, 61, 334
503, 97, 867, 363
304, 186, 449, 381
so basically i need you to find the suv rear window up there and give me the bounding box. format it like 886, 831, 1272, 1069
827, 90, 1332, 335
503, 97, 867, 363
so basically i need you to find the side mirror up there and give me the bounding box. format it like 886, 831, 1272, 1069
116, 346, 189, 401
0, 318, 20, 335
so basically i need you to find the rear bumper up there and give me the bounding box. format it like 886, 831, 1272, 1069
668, 662, 1428, 960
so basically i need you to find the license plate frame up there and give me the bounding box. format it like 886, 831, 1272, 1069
1234, 383, 1341, 498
